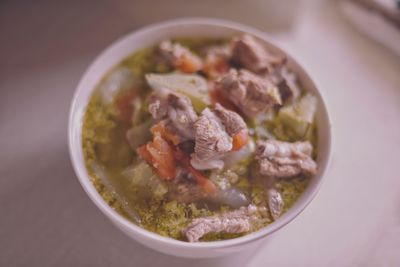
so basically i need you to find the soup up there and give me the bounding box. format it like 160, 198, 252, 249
82, 35, 318, 242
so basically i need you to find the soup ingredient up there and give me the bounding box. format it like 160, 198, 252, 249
209, 170, 250, 208
213, 103, 249, 151
137, 131, 177, 180
159, 40, 203, 73
82, 35, 320, 242
256, 140, 317, 178
123, 161, 168, 199
215, 187, 250, 209
231, 130, 249, 151
99, 67, 135, 104
216, 69, 281, 117
213, 103, 247, 137
161, 98, 250, 171
231, 35, 286, 75
209, 84, 238, 112
146, 72, 210, 112
267, 188, 283, 220
183, 204, 260, 242
276, 93, 317, 140
126, 119, 152, 150
150, 120, 181, 145
191, 108, 233, 170
149, 92, 198, 141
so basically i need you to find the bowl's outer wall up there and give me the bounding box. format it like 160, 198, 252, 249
69, 18, 331, 258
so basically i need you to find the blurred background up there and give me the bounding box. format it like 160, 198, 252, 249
1, 0, 399, 266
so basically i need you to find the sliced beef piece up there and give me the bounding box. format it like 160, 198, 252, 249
216, 69, 281, 117
267, 188, 283, 220
213, 103, 247, 136
256, 140, 317, 178
183, 204, 259, 242
231, 34, 286, 74
148, 92, 198, 141
190, 108, 232, 170
159, 40, 202, 73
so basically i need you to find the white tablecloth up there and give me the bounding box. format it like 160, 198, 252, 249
1, 0, 399, 266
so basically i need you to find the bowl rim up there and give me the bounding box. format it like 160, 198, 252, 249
68, 17, 332, 249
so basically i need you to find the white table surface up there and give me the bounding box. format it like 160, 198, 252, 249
1, 0, 399, 266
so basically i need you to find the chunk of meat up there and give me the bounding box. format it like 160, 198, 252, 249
209, 83, 238, 112
183, 205, 259, 242
159, 40, 202, 73
213, 103, 247, 136
256, 140, 317, 178
216, 69, 281, 117
267, 188, 283, 220
231, 35, 299, 102
148, 92, 198, 142
231, 34, 286, 74
191, 108, 232, 170
213, 103, 249, 151
167, 93, 198, 139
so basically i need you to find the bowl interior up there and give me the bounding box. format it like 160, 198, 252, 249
69, 18, 331, 249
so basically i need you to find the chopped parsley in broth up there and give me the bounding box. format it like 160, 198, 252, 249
82, 35, 318, 242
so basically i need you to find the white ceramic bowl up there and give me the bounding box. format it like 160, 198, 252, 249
69, 18, 332, 258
